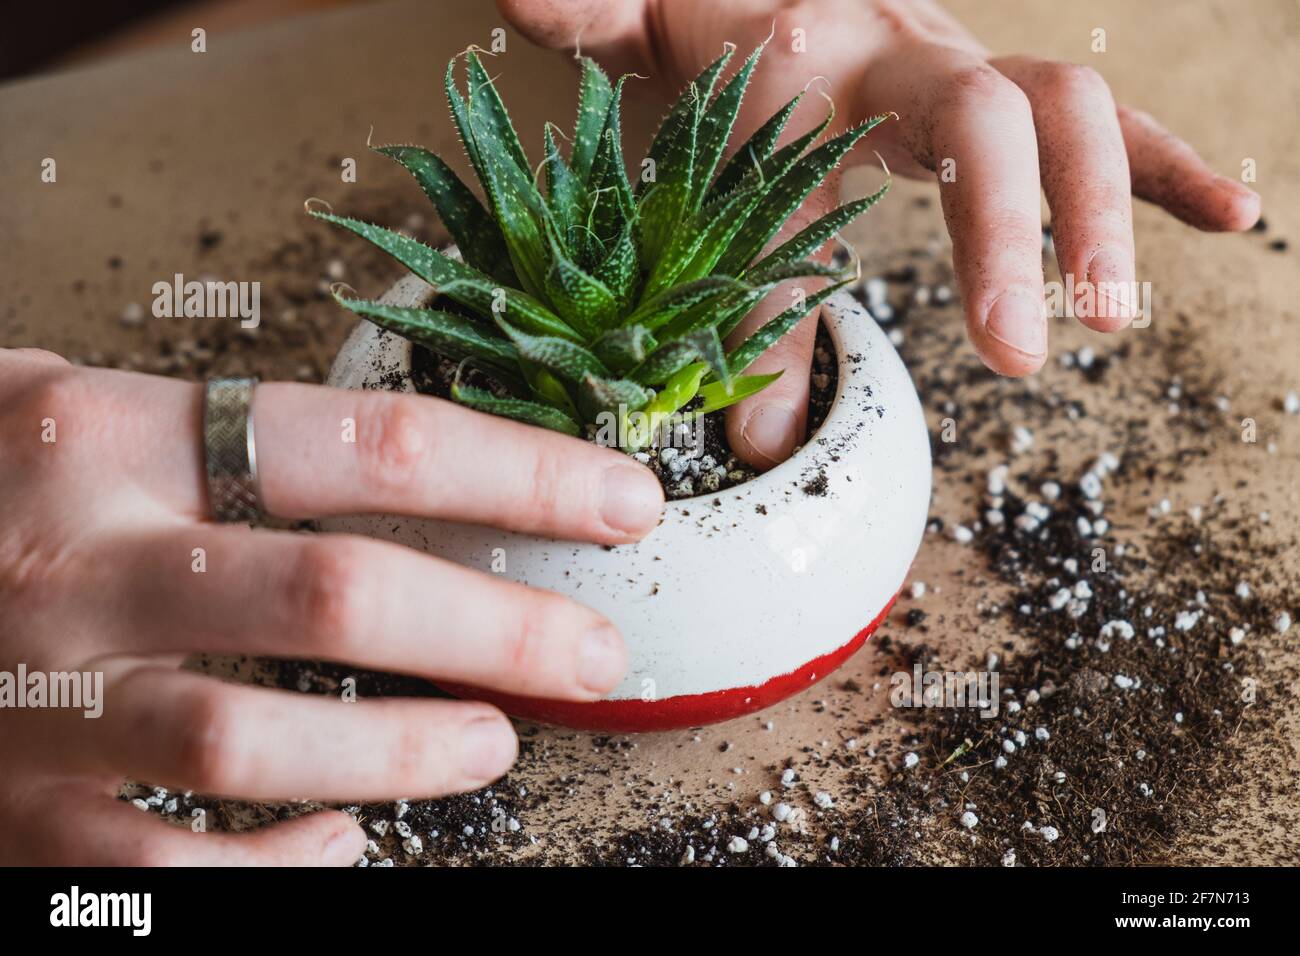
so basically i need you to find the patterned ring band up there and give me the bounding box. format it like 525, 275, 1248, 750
202, 377, 265, 523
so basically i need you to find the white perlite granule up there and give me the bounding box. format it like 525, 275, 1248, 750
1100, 620, 1135, 641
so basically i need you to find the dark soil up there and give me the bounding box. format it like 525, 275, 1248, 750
110, 181, 1296, 868
411, 321, 840, 501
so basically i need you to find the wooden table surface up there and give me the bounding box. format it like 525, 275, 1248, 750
3, 0, 1296, 865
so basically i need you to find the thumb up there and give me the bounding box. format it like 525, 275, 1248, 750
496, 0, 652, 73
724, 181, 839, 469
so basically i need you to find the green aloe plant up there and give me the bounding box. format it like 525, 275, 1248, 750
313, 44, 888, 451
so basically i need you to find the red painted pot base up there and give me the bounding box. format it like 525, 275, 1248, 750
438, 592, 899, 733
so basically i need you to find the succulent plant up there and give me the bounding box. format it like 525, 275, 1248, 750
312, 43, 888, 451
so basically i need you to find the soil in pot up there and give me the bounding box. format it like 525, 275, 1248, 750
409, 312, 840, 501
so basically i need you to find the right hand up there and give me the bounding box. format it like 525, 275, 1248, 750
0, 347, 664, 865
500, 0, 1261, 465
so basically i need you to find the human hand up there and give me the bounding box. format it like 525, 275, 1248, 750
0, 348, 662, 865
498, 0, 1261, 464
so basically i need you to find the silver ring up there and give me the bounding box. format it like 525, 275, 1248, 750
203, 377, 264, 523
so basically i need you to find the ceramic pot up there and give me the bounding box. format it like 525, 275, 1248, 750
323, 273, 931, 731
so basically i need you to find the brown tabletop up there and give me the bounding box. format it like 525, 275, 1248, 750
3, 0, 1297, 865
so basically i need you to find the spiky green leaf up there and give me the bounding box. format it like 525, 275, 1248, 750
747, 181, 889, 275
465, 117, 551, 298
493, 315, 610, 385
464, 52, 530, 174
447, 54, 554, 298
593, 324, 656, 372
332, 293, 515, 368
543, 226, 618, 337
445, 59, 486, 176
707, 90, 803, 201
580, 373, 653, 416
692, 45, 761, 210
694, 371, 783, 414
635, 109, 697, 266
685, 326, 731, 394
628, 340, 701, 386
591, 222, 639, 308
626, 276, 747, 331
715, 115, 888, 275
373, 145, 516, 285
624, 361, 708, 452
724, 281, 847, 376
311, 211, 579, 342
542, 124, 585, 239
676, 106, 835, 286
638, 47, 732, 197
588, 127, 635, 250
743, 257, 853, 288
571, 57, 613, 183
635, 49, 732, 263
451, 382, 581, 436
671, 178, 768, 287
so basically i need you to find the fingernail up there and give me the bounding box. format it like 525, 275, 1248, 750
577, 623, 626, 695
1214, 174, 1251, 195
459, 714, 517, 783
1085, 246, 1135, 320
324, 823, 365, 865
985, 289, 1047, 357
740, 404, 798, 468
601, 464, 663, 537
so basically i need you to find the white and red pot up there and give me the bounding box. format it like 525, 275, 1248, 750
324, 274, 931, 732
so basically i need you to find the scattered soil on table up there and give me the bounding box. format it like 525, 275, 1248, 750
77, 184, 446, 384
116, 194, 1297, 868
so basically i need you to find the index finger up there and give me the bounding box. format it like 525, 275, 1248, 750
864, 43, 1048, 375
112, 370, 663, 543
254, 384, 665, 543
